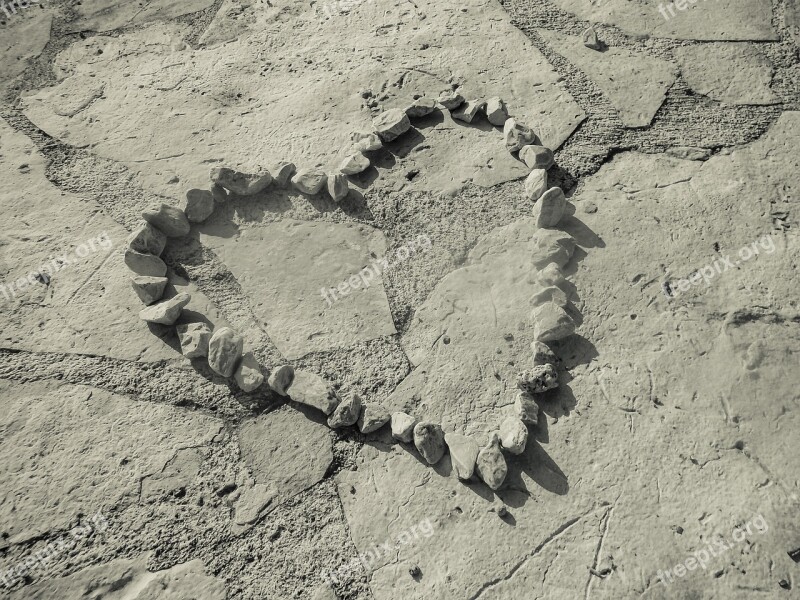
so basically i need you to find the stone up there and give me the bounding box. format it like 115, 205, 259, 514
183, 189, 215, 223
210, 167, 272, 195
524, 168, 548, 201
142, 203, 191, 238
530, 230, 576, 269
484, 96, 508, 126
267, 365, 294, 396
207, 327, 244, 378
139, 293, 191, 325
234, 483, 276, 526
517, 364, 559, 393
358, 403, 391, 434
327, 173, 350, 202
131, 275, 168, 305
405, 97, 438, 118
444, 432, 479, 480
531, 302, 576, 341
391, 412, 417, 443
128, 222, 166, 256
451, 99, 486, 123
503, 118, 537, 152
581, 26, 602, 50
288, 370, 340, 415
519, 145, 555, 170
531, 285, 569, 307
350, 132, 383, 153
124, 249, 168, 277
291, 168, 327, 195
234, 352, 264, 392
489, 498, 508, 517
211, 183, 229, 203
532, 187, 567, 228
499, 417, 528, 455
413, 421, 446, 465
437, 90, 464, 110
328, 393, 362, 428
176, 322, 212, 358
514, 391, 540, 425
339, 153, 371, 175
531, 340, 558, 367
372, 108, 411, 142
270, 162, 296, 187
537, 262, 568, 289
475, 432, 507, 490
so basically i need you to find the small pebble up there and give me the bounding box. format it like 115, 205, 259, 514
124, 249, 167, 277
532, 187, 567, 228
519, 145, 555, 170
444, 432, 479, 480
128, 223, 166, 256
531, 340, 558, 367
291, 169, 328, 195
524, 169, 548, 202
339, 153, 371, 175
583, 201, 598, 214
514, 391, 540, 425
350, 132, 383, 153
288, 370, 340, 415
328, 393, 362, 428
437, 90, 464, 110
208, 327, 244, 378
531, 302, 576, 341
183, 189, 215, 223
405, 97, 438, 118
582, 26, 602, 51
131, 275, 168, 305
142, 203, 191, 238
531, 285, 569, 307
373, 108, 412, 142
358, 403, 391, 433
327, 173, 349, 202
176, 322, 212, 358
270, 162, 296, 187
210, 167, 272, 196
139, 293, 191, 325
414, 421, 446, 465
451, 99, 486, 123
517, 364, 559, 393
267, 365, 295, 396
476, 432, 507, 490
503, 118, 537, 152
499, 417, 528, 455
234, 351, 264, 392
391, 412, 418, 443
484, 96, 508, 126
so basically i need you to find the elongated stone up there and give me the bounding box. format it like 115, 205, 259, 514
176, 322, 212, 358
358, 403, 391, 434
234, 352, 264, 392
139, 293, 191, 325
210, 167, 272, 196
289, 370, 340, 415
503, 118, 537, 152
131, 275, 167, 305
524, 169, 548, 202
405, 97, 437, 118
328, 393, 362, 428
484, 96, 508, 126
291, 169, 327, 195
531, 302, 576, 341
519, 145, 555, 170
142, 203, 191, 238
183, 189, 215, 223
444, 432, 479, 480
414, 421, 446, 465
499, 417, 528, 455
339, 153, 370, 175
267, 365, 294, 396
373, 108, 411, 142
124, 249, 167, 277
270, 162, 296, 187
208, 327, 244, 378
452, 99, 486, 123
476, 432, 507, 490
128, 223, 166, 256
327, 173, 349, 202
437, 90, 464, 110
515, 391, 540, 425
532, 187, 567, 228
391, 412, 417, 443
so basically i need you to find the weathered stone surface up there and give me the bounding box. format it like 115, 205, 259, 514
531, 301, 576, 341
338, 153, 370, 175
499, 417, 528, 455
517, 364, 559, 393
538, 29, 678, 127
204, 220, 396, 359
327, 173, 349, 201
142, 203, 191, 238
270, 161, 296, 187
444, 432, 479, 480
124, 249, 168, 277
288, 370, 340, 415
183, 189, 215, 223
234, 351, 264, 392
207, 327, 244, 377
350, 132, 382, 153
291, 168, 327, 195
519, 144, 554, 170
391, 412, 417, 443
532, 187, 567, 227
674, 43, 780, 106
210, 167, 272, 196
484, 96, 508, 126
65, 0, 216, 33
531, 340, 558, 366
312, 582, 339, 600
503, 118, 537, 152
267, 365, 294, 396
405, 97, 438, 118
357, 403, 391, 434
328, 393, 362, 428
514, 391, 539, 425
531, 285, 569, 307
239, 406, 333, 516
131, 275, 168, 305
373, 108, 411, 142
128, 222, 167, 256
139, 292, 191, 325
234, 483, 276, 527
413, 422, 446, 465
524, 168, 548, 201
537, 261, 569, 289
581, 26, 602, 50
475, 432, 507, 489
451, 99, 486, 123
437, 90, 464, 110
176, 322, 212, 358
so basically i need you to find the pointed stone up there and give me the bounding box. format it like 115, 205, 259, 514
484, 96, 508, 126
289, 370, 340, 415
499, 417, 528, 455
138, 293, 191, 325
183, 189, 215, 223
267, 365, 294, 396
142, 203, 191, 238
532, 187, 567, 228
350, 132, 383, 153
437, 90, 464, 110
372, 108, 411, 142
405, 97, 438, 118
291, 169, 327, 195
582, 26, 602, 51
531, 340, 558, 367
532, 302, 576, 341
391, 412, 417, 443
270, 162, 296, 187
413, 421, 446, 465
519, 145, 555, 170
130, 275, 167, 305
452, 99, 486, 123
328, 393, 362, 428
210, 167, 272, 196
358, 403, 391, 433
176, 322, 212, 358
208, 327, 244, 378
444, 432, 479, 480
234, 352, 264, 392
503, 118, 537, 152
476, 432, 507, 490
128, 223, 166, 256
327, 173, 349, 202
338, 153, 370, 175
124, 249, 167, 277
515, 391, 540, 425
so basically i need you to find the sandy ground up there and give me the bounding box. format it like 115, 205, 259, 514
0, 0, 798, 598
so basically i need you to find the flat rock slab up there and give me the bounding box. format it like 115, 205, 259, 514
238, 406, 333, 516
65, 0, 216, 33
0, 380, 222, 545
0, 10, 53, 93
673, 43, 780, 106
547, 0, 778, 40
204, 220, 396, 359
22, 0, 584, 199
538, 29, 677, 128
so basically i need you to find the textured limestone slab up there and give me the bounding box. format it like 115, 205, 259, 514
65, 0, 216, 33
22, 0, 584, 198
0, 380, 222, 546
203, 220, 396, 360
13, 554, 226, 599
0, 118, 227, 362
538, 29, 677, 127
0, 10, 53, 93
673, 43, 780, 106
548, 0, 778, 41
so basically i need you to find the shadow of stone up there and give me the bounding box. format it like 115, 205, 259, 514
384, 127, 426, 159
535, 379, 578, 419
460, 478, 497, 502
504, 439, 569, 500
347, 163, 383, 189
561, 213, 605, 250
410, 109, 444, 131
554, 334, 598, 370
532, 410, 549, 444
338, 189, 374, 221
